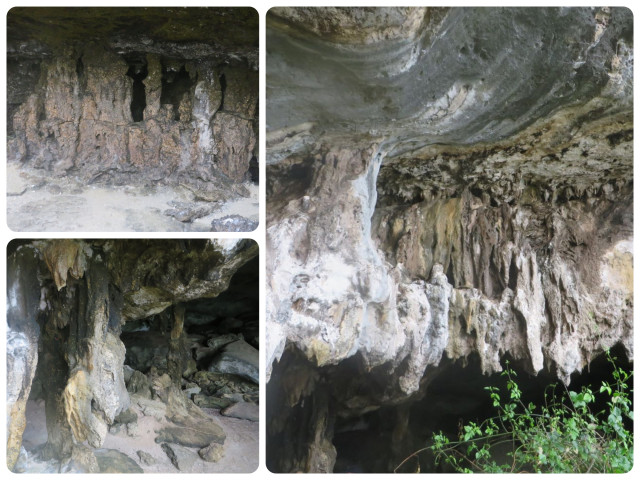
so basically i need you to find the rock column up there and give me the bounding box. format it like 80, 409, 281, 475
6, 246, 42, 470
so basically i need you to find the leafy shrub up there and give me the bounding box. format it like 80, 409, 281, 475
401, 352, 633, 473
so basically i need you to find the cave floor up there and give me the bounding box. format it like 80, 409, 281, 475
19, 399, 258, 473
6, 163, 259, 232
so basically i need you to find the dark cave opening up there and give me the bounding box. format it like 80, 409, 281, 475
120, 255, 259, 380
268, 344, 633, 473
508, 255, 519, 290
126, 59, 148, 123
267, 159, 316, 213
335, 347, 633, 473
160, 65, 194, 121
219, 73, 227, 111
248, 156, 259, 184
75, 57, 85, 92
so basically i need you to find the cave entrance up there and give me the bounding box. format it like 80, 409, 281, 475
183, 255, 259, 373
125, 57, 148, 122
332, 347, 632, 474
160, 65, 194, 121
120, 255, 259, 391
10, 240, 260, 473
280, 346, 632, 473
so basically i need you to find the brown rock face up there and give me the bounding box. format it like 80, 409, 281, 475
7, 8, 258, 192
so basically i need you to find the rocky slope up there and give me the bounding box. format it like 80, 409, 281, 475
7, 239, 258, 472
7, 8, 258, 229
266, 7, 633, 472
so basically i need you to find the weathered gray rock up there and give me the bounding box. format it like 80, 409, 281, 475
114, 408, 138, 425
193, 394, 232, 409
164, 202, 217, 223
161, 443, 200, 471
183, 382, 201, 398
126, 370, 153, 398
199, 443, 225, 463
94, 449, 144, 473
208, 339, 259, 383
137, 450, 156, 466
123, 365, 135, 383
12, 447, 60, 473
109, 423, 124, 435
6, 246, 42, 470
122, 331, 169, 373
211, 215, 258, 232
221, 401, 259, 422
183, 358, 198, 378
207, 333, 241, 353
155, 416, 226, 448
126, 421, 140, 437
61, 444, 100, 473
192, 370, 258, 397
135, 396, 167, 422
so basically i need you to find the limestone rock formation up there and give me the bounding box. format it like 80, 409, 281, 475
6, 247, 41, 469
6, 8, 258, 230
6, 239, 258, 472
266, 7, 633, 473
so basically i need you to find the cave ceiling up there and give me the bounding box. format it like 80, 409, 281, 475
7, 7, 258, 66
266, 7, 632, 164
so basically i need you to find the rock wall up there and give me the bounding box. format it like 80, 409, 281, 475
7, 8, 258, 198
266, 7, 633, 472
6, 239, 258, 472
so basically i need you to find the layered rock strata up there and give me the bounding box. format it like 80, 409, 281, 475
266, 7, 633, 472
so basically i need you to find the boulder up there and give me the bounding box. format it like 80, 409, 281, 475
94, 449, 144, 473
221, 401, 259, 422
155, 416, 226, 448
208, 339, 259, 384
161, 443, 200, 471
137, 450, 156, 466
211, 215, 258, 232
126, 370, 152, 398
193, 394, 232, 409
206, 333, 240, 353
199, 443, 225, 463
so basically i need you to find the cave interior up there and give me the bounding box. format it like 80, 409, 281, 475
8, 241, 259, 472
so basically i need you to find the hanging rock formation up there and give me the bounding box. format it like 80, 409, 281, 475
6, 239, 258, 472
266, 7, 633, 472
7, 8, 258, 200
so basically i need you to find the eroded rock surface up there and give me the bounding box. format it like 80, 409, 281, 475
6, 239, 258, 472
6, 8, 258, 230
266, 7, 633, 473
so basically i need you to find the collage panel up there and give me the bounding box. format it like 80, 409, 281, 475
6, 7, 258, 232
7, 239, 259, 473
3, 4, 635, 477
265, 7, 633, 474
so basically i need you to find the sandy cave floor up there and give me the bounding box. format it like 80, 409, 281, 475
6, 163, 259, 232
19, 398, 259, 473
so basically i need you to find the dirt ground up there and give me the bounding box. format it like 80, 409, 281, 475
6, 163, 259, 232
19, 398, 258, 473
